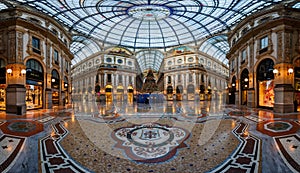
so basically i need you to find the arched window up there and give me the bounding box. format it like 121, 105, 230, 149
26, 59, 44, 82
51, 69, 60, 89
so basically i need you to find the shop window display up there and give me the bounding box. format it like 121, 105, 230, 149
26, 85, 43, 109
0, 87, 5, 110
257, 58, 274, 108
258, 80, 274, 107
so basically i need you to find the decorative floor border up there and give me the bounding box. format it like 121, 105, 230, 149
0, 135, 25, 173
40, 121, 89, 173
0, 120, 44, 137
274, 134, 300, 173
257, 120, 299, 137
245, 115, 264, 123
37, 116, 55, 123
210, 121, 261, 172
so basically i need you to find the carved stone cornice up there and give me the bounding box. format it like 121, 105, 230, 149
228, 17, 300, 57
0, 18, 73, 60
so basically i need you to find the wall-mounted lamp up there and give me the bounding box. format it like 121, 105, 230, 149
232, 83, 235, 87
288, 68, 293, 75
20, 69, 26, 76
65, 83, 68, 87
244, 78, 248, 82
52, 78, 55, 82
7, 68, 12, 76
273, 68, 280, 76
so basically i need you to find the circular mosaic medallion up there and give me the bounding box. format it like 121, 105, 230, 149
112, 123, 190, 163
7, 121, 36, 133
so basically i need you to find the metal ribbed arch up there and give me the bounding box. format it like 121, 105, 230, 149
71, 36, 102, 64
199, 34, 229, 66
136, 50, 164, 72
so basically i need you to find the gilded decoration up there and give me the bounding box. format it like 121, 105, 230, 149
107, 47, 132, 57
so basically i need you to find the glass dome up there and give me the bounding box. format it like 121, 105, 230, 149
13, 0, 284, 48
9, 0, 287, 66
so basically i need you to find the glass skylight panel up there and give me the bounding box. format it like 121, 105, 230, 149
0, 3, 8, 11
293, 2, 300, 8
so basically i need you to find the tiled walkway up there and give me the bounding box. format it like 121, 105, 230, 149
0, 101, 299, 173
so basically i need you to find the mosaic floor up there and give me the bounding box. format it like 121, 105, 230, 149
0, 101, 299, 173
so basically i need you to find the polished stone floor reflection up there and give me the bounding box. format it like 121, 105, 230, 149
0, 100, 299, 173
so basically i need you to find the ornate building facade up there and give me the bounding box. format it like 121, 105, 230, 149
0, 7, 73, 114
161, 46, 229, 101
227, 3, 300, 113
71, 47, 143, 103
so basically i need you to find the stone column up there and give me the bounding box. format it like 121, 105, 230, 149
273, 63, 294, 113
6, 29, 26, 115
273, 29, 294, 113
247, 72, 255, 108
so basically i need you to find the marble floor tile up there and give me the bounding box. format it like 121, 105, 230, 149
0, 101, 298, 173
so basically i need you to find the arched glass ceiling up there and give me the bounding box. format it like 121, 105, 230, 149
71, 35, 102, 64
14, 0, 284, 50
200, 34, 229, 65
136, 50, 164, 72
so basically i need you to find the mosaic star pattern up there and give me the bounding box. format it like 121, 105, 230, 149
274, 135, 300, 172
0, 135, 25, 173
112, 123, 190, 163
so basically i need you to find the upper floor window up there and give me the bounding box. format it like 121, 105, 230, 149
231, 59, 235, 72
260, 36, 268, 49
241, 49, 246, 63
178, 74, 181, 82
0, 59, 5, 68
54, 50, 59, 65
232, 38, 236, 46
32, 36, 41, 54
107, 74, 112, 83
188, 74, 193, 82
65, 60, 69, 73
88, 76, 91, 85
129, 76, 132, 84
167, 76, 171, 84
118, 75, 123, 83
51, 29, 58, 36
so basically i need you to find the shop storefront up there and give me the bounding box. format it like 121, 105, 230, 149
240, 69, 249, 105
64, 76, 69, 104
187, 84, 195, 100
105, 85, 113, 102
257, 59, 274, 108
166, 85, 173, 101
51, 69, 60, 106
176, 85, 183, 101
127, 86, 134, 102
229, 76, 236, 104
0, 59, 6, 110
26, 59, 44, 110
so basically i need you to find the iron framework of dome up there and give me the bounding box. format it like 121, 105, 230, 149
5, 0, 288, 67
